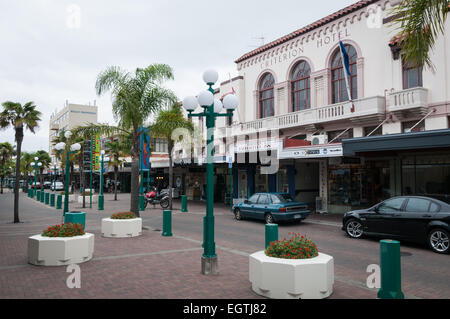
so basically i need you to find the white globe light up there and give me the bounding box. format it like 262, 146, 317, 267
223, 94, 239, 110
203, 69, 219, 85
71, 143, 81, 152
31, 162, 35, 167
38, 162, 42, 167
197, 90, 214, 107
183, 96, 198, 111
64, 131, 72, 139
55, 142, 66, 151
214, 99, 223, 114
34, 157, 39, 161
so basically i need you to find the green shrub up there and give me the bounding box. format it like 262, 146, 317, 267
42, 223, 85, 238
111, 212, 137, 220
60, 192, 73, 195
265, 233, 319, 260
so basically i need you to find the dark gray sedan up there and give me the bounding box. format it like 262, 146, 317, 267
342, 195, 450, 254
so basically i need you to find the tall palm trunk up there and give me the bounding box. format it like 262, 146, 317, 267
0, 175, 3, 194
14, 127, 23, 224
130, 134, 140, 216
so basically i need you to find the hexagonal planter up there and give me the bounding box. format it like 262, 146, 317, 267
101, 218, 142, 238
28, 234, 94, 266
249, 251, 334, 299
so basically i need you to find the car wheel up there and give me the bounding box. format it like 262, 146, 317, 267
428, 229, 450, 254
345, 219, 364, 239
265, 213, 274, 225
234, 208, 242, 221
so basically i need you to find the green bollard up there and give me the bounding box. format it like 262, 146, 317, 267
45, 192, 50, 205
40, 191, 45, 203
265, 224, 279, 249
56, 194, 62, 210
98, 195, 104, 211
36, 191, 41, 201
181, 195, 188, 213
378, 240, 405, 299
50, 193, 55, 207
162, 210, 173, 237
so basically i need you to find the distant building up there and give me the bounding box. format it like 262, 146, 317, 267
49, 101, 98, 165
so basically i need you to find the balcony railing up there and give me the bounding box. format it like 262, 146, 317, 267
387, 87, 429, 117
215, 95, 385, 137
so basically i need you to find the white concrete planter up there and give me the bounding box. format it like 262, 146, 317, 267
28, 233, 94, 266
101, 218, 142, 238
249, 251, 334, 299
77, 195, 98, 204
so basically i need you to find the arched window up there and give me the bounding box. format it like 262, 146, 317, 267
331, 44, 358, 104
291, 61, 311, 111
259, 73, 275, 118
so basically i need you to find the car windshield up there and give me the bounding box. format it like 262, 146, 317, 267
271, 194, 295, 204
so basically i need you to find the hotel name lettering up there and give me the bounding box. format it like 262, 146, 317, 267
260, 29, 350, 69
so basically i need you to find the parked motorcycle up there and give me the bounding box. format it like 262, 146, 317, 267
144, 188, 170, 209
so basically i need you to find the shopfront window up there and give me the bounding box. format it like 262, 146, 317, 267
328, 161, 391, 208
277, 168, 289, 193
255, 168, 268, 193
402, 155, 450, 196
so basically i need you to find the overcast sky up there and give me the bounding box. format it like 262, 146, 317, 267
0, 0, 356, 153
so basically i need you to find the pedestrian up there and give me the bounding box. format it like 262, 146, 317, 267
71, 182, 75, 194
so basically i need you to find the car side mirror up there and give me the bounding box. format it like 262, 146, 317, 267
244, 200, 250, 204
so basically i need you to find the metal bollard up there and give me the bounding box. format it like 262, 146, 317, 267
181, 195, 188, 213
139, 195, 145, 211
162, 210, 173, 237
40, 191, 45, 203
36, 191, 41, 201
50, 193, 55, 207
378, 240, 405, 299
45, 192, 50, 205
265, 224, 279, 249
56, 194, 62, 210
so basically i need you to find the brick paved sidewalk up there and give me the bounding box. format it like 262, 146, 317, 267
0, 192, 376, 299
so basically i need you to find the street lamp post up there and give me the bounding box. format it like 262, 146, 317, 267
182, 70, 239, 275
55, 131, 81, 216
31, 157, 39, 198
99, 150, 108, 211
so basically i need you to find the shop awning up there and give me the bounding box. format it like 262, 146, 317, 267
343, 129, 450, 156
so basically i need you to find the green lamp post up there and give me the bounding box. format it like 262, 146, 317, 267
182, 69, 239, 275
54, 131, 81, 216
30, 157, 39, 198
98, 150, 108, 211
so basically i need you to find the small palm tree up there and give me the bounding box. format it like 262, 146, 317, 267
73, 64, 176, 216
34, 150, 51, 187
0, 142, 14, 194
0, 101, 41, 223
148, 103, 194, 210
20, 152, 35, 192
391, 0, 449, 70
105, 139, 129, 201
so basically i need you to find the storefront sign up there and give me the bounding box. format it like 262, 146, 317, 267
279, 145, 343, 159
234, 139, 280, 154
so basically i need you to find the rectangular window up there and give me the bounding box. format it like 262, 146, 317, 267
402, 121, 425, 133
152, 138, 168, 153
364, 126, 382, 137
327, 129, 353, 143
402, 58, 423, 89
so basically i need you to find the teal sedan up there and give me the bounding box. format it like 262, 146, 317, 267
233, 193, 311, 224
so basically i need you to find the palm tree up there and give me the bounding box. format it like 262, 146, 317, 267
0, 142, 14, 194
391, 0, 449, 70
34, 150, 51, 188
148, 103, 194, 210
105, 138, 129, 201
72, 64, 176, 216
20, 152, 35, 192
0, 101, 41, 223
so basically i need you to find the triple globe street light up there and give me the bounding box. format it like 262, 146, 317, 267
182, 69, 239, 275
30, 157, 42, 197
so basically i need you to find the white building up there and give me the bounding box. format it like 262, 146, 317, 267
207, 0, 450, 213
